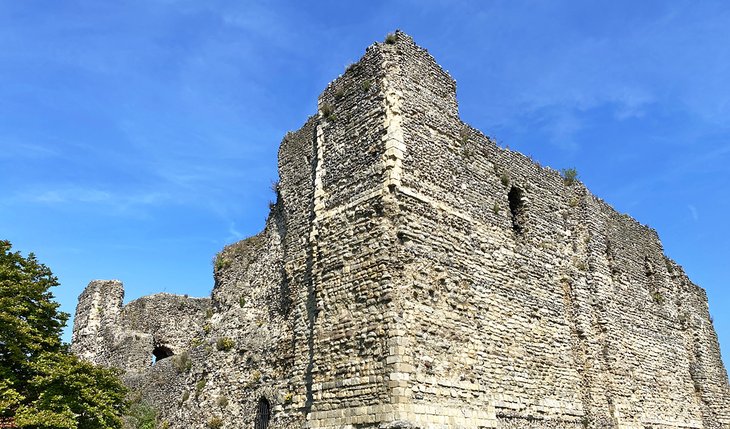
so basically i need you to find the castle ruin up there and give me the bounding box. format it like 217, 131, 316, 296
72, 31, 730, 429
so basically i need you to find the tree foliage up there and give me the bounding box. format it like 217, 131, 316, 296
0, 240, 66, 383
0, 240, 128, 428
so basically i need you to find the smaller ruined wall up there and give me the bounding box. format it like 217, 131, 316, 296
71, 280, 211, 373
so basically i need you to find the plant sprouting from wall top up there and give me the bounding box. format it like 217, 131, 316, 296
561, 168, 578, 186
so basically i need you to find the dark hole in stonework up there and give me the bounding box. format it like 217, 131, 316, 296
508, 186, 525, 234
152, 345, 174, 364
255, 397, 271, 429
373, 201, 384, 217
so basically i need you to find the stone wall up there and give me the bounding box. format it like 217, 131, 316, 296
71, 31, 729, 429
72, 280, 211, 373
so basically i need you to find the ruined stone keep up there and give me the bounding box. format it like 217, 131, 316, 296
72, 32, 730, 429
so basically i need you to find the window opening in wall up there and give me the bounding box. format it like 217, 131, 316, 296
152, 345, 174, 364
255, 397, 271, 429
508, 186, 525, 234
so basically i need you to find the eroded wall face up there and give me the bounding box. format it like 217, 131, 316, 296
72, 280, 125, 364
166, 218, 293, 428
123, 118, 316, 428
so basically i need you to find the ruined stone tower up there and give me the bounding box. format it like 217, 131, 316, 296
72, 31, 730, 429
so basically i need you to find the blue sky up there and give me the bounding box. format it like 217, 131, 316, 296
1, 1, 728, 366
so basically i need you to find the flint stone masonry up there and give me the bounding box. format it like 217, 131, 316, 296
72, 31, 730, 429
71, 280, 211, 372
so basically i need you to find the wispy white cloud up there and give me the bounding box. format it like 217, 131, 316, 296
459, 2, 730, 151
32, 189, 111, 204
7, 185, 171, 214
226, 222, 243, 241
688, 205, 699, 222
541, 109, 582, 151
0, 141, 60, 159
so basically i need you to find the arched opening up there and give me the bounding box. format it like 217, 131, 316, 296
254, 397, 271, 429
508, 186, 525, 234
152, 345, 174, 364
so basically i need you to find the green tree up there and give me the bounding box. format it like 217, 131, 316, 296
0, 240, 128, 428
0, 240, 66, 384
